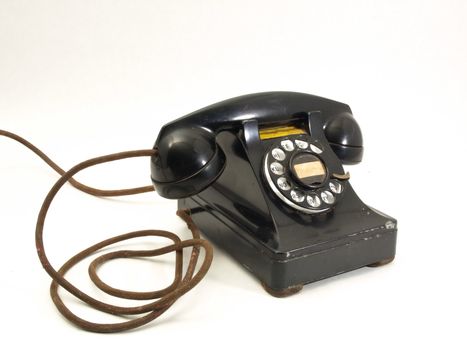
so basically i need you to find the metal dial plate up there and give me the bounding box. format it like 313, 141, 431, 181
263, 135, 345, 214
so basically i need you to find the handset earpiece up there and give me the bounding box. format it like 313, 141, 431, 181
323, 112, 364, 165
151, 126, 226, 199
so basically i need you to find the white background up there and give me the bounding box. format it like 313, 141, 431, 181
1, 0, 466, 349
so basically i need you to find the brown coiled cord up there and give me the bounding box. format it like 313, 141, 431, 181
0, 129, 213, 333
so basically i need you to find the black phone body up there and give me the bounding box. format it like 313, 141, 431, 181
151, 92, 397, 294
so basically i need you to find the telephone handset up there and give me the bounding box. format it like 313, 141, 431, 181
151, 91, 397, 295
151, 91, 362, 199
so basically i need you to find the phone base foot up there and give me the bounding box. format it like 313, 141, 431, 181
367, 257, 395, 267
261, 282, 303, 298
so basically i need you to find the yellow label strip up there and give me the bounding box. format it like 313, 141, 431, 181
259, 125, 306, 140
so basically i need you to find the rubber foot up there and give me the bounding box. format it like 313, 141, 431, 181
261, 282, 303, 298
367, 257, 395, 268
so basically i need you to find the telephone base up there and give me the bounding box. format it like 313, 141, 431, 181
178, 196, 397, 294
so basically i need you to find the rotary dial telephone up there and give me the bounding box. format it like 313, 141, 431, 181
151, 91, 397, 296
1, 91, 397, 332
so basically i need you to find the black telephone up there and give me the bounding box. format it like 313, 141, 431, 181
0, 91, 398, 332
151, 91, 397, 296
